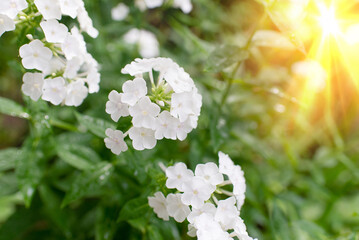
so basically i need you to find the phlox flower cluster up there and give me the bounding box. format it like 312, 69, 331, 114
148, 152, 256, 240
1, 0, 100, 107
135, 0, 193, 14
104, 57, 202, 154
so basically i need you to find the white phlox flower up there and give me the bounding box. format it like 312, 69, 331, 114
123, 28, 159, 58
40, 19, 68, 43
0, 0, 28, 19
42, 77, 67, 105
144, 0, 164, 9
165, 193, 190, 223
129, 96, 160, 129
111, 3, 129, 21
173, 0, 193, 14
59, 0, 82, 18
77, 5, 99, 38
165, 162, 194, 191
148, 153, 256, 240
19, 40, 53, 71
34, 0, 62, 20
148, 192, 169, 221
104, 129, 128, 155
128, 127, 157, 150
21, 72, 44, 101
65, 80, 88, 107
0, 14, 15, 37
106, 90, 129, 122
104, 57, 201, 155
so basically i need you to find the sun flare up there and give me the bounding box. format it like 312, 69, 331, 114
317, 3, 341, 37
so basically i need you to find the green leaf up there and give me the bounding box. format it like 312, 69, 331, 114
0, 97, 30, 119
15, 149, 43, 207
0, 148, 20, 172
206, 45, 249, 72
61, 162, 113, 207
118, 197, 150, 221
75, 112, 116, 138
292, 220, 328, 240
147, 225, 164, 240
57, 144, 101, 170
0, 173, 18, 197
95, 206, 119, 240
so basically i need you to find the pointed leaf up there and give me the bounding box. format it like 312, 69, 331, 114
0, 97, 30, 119
75, 112, 116, 138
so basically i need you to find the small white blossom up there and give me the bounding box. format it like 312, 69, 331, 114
166, 193, 190, 223
86, 68, 101, 93
111, 3, 129, 21
19, 40, 53, 71
104, 128, 128, 155
124, 28, 159, 58
148, 192, 169, 221
105, 90, 129, 122
154, 111, 178, 140
59, 0, 82, 18
42, 77, 67, 105
187, 202, 216, 224
128, 127, 156, 150
187, 224, 197, 237
34, 0, 62, 20
21, 72, 44, 101
194, 213, 232, 240
215, 197, 239, 230
0, 0, 28, 19
40, 19, 68, 43
195, 162, 224, 187
0, 14, 15, 37
121, 78, 148, 106
62, 27, 87, 62
129, 96, 160, 129
144, 0, 164, 9
173, 0, 192, 13
181, 177, 215, 208
165, 162, 194, 191
174, 118, 193, 141
77, 5, 98, 38
42, 57, 65, 76
65, 80, 88, 106
171, 90, 201, 122
63, 57, 81, 79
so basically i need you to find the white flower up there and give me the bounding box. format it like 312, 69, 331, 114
165, 162, 194, 191
86, 68, 101, 93
19, 40, 53, 71
173, 0, 192, 13
233, 217, 255, 240
170, 90, 201, 122
34, 0, 62, 20
104, 128, 128, 155
154, 111, 178, 140
62, 27, 87, 62
187, 224, 197, 237
148, 192, 169, 221
42, 77, 67, 105
121, 78, 147, 106
218, 151, 234, 176
105, 90, 129, 122
65, 80, 88, 106
181, 177, 215, 208
21, 72, 44, 101
77, 5, 98, 38
129, 96, 160, 129
187, 202, 216, 224
144, 0, 164, 9
111, 3, 129, 21
0, 14, 15, 37
64, 57, 81, 79
59, 0, 82, 18
174, 118, 193, 141
166, 193, 190, 223
128, 127, 156, 150
40, 19, 68, 43
124, 28, 159, 58
194, 213, 232, 240
195, 162, 224, 187
0, 0, 28, 19
42, 57, 65, 76
214, 197, 239, 230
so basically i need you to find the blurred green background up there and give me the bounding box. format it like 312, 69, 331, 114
0, 0, 358, 239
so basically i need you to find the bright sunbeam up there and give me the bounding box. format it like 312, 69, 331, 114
317, 3, 341, 37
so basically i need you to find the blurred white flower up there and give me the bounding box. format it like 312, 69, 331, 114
34, 0, 62, 20
63, 57, 81, 79
165, 162, 194, 191
0, 0, 28, 19
128, 127, 157, 150
106, 90, 129, 122
104, 128, 128, 155
40, 19, 68, 43
19, 40, 53, 71
194, 213, 232, 240
42, 77, 67, 105
21, 72, 44, 101
111, 3, 129, 21
214, 197, 239, 230
0, 14, 15, 37
148, 192, 169, 221
86, 68, 101, 93
124, 28, 159, 58
144, 0, 164, 9
62, 27, 87, 62
65, 80, 88, 106
77, 5, 98, 38
166, 193, 190, 223
121, 78, 148, 106
173, 0, 192, 14
59, 0, 82, 18
129, 96, 160, 129
187, 202, 216, 224
195, 162, 224, 187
